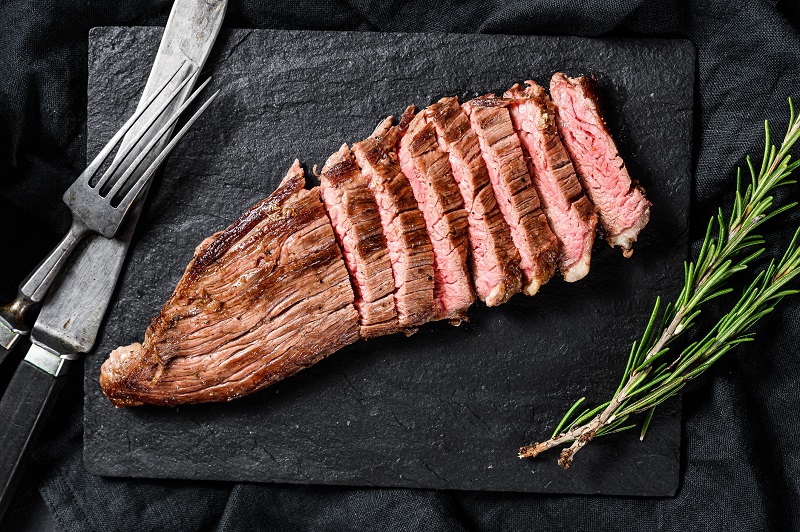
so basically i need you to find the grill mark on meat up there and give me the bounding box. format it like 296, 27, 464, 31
397, 106, 474, 321
426, 97, 522, 306
189, 175, 301, 276
323, 157, 360, 186
99, 161, 360, 406
351, 116, 436, 329
549, 73, 651, 257
463, 96, 558, 295
319, 143, 399, 338
505, 81, 598, 282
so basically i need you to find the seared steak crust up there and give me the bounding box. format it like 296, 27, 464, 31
397, 106, 474, 320
99, 162, 360, 407
505, 81, 598, 282
320, 144, 399, 337
426, 97, 522, 307
463, 96, 558, 295
102, 75, 654, 408
352, 116, 436, 329
549, 73, 650, 257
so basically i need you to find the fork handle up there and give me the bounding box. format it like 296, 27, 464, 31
2, 219, 89, 327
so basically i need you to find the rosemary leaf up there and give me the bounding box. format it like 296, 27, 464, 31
640, 407, 656, 441
552, 397, 586, 439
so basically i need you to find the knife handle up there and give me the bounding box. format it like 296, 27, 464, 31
0, 346, 70, 522
0, 345, 10, 370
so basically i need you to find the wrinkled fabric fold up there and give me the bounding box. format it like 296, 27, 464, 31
2, 0, 800, 530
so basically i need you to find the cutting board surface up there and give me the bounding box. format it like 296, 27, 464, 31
83, 27, 693, 496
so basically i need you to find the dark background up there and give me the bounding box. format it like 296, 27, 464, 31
1, 0, 799, 530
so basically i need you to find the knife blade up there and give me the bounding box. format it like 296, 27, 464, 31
0, 0, 227, 519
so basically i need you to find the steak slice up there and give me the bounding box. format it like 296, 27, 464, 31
99, 162, 360, 407
426, 97, 522, 307
549, 73, 651, 257
463, 96, 558, 295
397, 106, 474, 320
352, 116, 436, 329
319, 144, 399, 337
505, 81, 598, 282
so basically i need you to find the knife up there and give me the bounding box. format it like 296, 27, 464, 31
0, 0, 227, 519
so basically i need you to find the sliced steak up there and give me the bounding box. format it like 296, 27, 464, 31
549, 73, 651, 257
463, 96, 558, 295
425, 97, 522, 306
397, 106, 474, 320
319, 144, 399, 337
100, 162, 360, 407
505, 81, 598, 282
352, 116, 436, 329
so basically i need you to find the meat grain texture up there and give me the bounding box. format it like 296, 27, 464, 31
319, 144, 398, 337
549, 73, 650, 256
101, 75, 651, 407
426, 97, 522, 306
101, 162, 359, 407
352, 116, 437, 329
463, 96, 558, 295
397, 106, 474, 321
505, 81, 598, 282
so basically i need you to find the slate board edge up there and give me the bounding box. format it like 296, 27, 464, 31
82, 27, 694, 497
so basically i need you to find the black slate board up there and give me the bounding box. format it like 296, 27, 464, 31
83, 27, 694, 496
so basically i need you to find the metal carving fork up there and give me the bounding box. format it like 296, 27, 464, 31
0, 64, 219, 357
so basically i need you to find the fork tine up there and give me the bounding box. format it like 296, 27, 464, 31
116, 89, 221, 219
78, 60, 188, 186
94, 68, 199, 193
106, 77, 214, 202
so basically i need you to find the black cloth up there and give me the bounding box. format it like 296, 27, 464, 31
2, 0, 800, 530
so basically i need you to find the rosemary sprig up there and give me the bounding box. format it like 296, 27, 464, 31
519, 100, 800, 469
